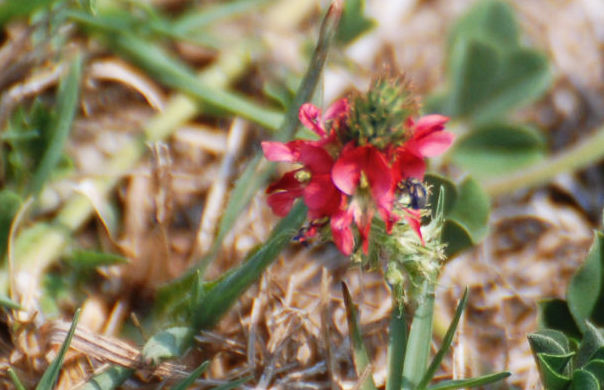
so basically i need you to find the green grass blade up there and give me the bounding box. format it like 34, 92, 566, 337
0, 0, 53, 27
385, 302, 407, 390
8, 367, 26, 390
196, 0, 342, 273
142, 326, 194, 364
192, 201, 307, 330
173, 0, 271, 34
35, 308, 81, 390
427, 371, 511, 390
78, 366, 134, 390
342, 282, 378, 390
211, 376, 253, 390
402, 280, 435, 390
417, 287, 469, 390
29, 55, 82, 195
172, 361, 210, 390
0, 189, 21, 259
0, 295, 22, 310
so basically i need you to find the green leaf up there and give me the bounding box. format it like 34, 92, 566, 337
172, 361, 210, 390
538, 352, 575, 376
528, 329, 571, 355
448, 0, 519, 52
441, 220, 474, 258
451, 123, 545, 178
576, 322, 604, 368
192, 202, 307, 330
7, 367, 26, 390
336, 0, 375, 44
427, 371, 511, 390
342, 283, 378, 390
568, 231, 604, 333
424, 174, 458, 217
78, 366, 134, 390
385, 302, 407, 390
570, 369, 600, 390
36, 308, 81, 390
210, 376, 253, 390
0, 190, 21, 259
0, 295, 22, 310
417, 288, 469, 390
0, 0, 54, 27
142, 327, 194, 365
538, 299, 582, 340
29, 55, 82, 195
65, 250, 128, 268
584, 360, 604, 386
535, 353, 572, 390
446, 177, 490, 249
402, 281, 435, 390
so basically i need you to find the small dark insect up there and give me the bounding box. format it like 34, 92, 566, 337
293, 219, 326, 244
397, 178, 428, 210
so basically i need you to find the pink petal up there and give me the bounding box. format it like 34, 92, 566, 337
261, 141, 298, 162
413, 114, 449, 137
332, 142, 364, 195
299, 103, 326, 138
324, 98, 349, 121
414, 131, 455, 157
330, 208, 354, 255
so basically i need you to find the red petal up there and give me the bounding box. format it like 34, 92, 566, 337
266, 170, 303, 194
299, 103, 326, 137
304, 174, 343, 218
330, 208, 354, 255
353, 206, 374, 255
261, 141, 304, 162
364, 147, 393, 214
392, 148, 426, 182
267, 191, 300, 217
297, 144, 334, 174
404, 209, 424, 245
332, 142, 364, 195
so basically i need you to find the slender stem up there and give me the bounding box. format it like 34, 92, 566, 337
386, 299, 407, 390
484, 126, 604, 196
402, 280, 435, 390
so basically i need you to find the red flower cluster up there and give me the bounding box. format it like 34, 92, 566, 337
262, 99, 453, 255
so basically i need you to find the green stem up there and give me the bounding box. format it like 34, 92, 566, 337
386, 300, 407, 390
402, 280, 435, 390
484, 126, 604, 196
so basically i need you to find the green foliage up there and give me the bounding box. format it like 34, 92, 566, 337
436, 0, 551, 124
172, 361, 209, 390
451, 123, 546, 178
36, 308, 80, 390
142, 326, 194, 365
425, 175, 490, 257
0, 0, 55, 27
342, 282, 378, 390
336, 0, 375, 44
0, 190, 21, 259
530, 230, 604, 389
65, 249, 128, 268
79, 366, 133, 390
0, 295, 22, 310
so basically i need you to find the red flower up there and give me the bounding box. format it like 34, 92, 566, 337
298, 99, 349, 142
331, 143, 395, 254
391, 114, 454, 183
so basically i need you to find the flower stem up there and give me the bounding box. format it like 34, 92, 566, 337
401, 279, 435, 390
484, 125, 604, 196
386, 299, 408, 390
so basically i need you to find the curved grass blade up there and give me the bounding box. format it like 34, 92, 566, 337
29, 55, 82, 195
35, 308, 81, 390
192, 202, 306, 330
172, 361, 210, 390
8, 367, 26, 390
417, 287, 469, 390
342, 282, 378, 390
385, 300, 407, 390
427, 371, 511, 390
79, 366, 134, 390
